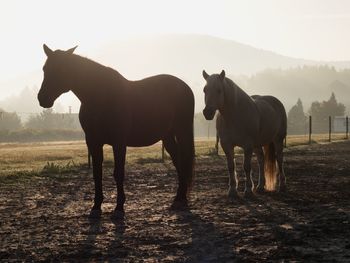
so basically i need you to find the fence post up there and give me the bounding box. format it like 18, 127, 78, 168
309, 116, 312, 144
161, 141, 165, 162
88, 149, 91, 169
329, 116, 331, 142
346, 116, 349, 140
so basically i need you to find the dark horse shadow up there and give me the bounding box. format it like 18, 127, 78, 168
71, 218, 104, 260
106, 218, 128, 260
73, 217, 128, 261
172, 209, 238, 262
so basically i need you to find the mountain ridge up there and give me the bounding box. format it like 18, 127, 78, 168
1, 34, 350, 113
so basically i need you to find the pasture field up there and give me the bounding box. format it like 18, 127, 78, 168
0, 139, 350, 261
0, 133, 348, 177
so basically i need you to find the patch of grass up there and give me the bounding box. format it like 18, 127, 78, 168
206, 147, 219, 156
0, 160, 84, 185
41, 161, 81, 175
42, 162, 61, 174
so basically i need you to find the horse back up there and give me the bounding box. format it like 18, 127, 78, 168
127, 74, 194, 145
80, 74, 194, 146
252, 95, 287, 141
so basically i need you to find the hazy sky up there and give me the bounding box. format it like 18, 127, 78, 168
1, 0, 350, 97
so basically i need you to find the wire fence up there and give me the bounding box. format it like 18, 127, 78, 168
302, 115, 349, 144
197, 115, 349, 146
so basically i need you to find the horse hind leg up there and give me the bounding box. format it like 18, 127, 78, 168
255, 147, 266, 193
275, 139, 287, 192
162, 135, 179, 174
221, 141, 238, 199
171, 126, 194, 209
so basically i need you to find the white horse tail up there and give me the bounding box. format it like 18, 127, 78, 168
263, 143, 278, 191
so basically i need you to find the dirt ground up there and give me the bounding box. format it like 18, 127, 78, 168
1, 140, 350, 262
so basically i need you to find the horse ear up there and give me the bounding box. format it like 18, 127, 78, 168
43, 44, 53, 57
202, 70, 209, 80
66, 46, 78, 54
219, 70, 225, 81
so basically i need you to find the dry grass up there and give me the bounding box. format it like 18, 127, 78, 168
0, 134, 348, 178
286, 133, 348, 146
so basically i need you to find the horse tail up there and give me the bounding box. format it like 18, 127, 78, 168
187, 122, 195, 192
175, 103, 195, 195
263, 142, 278, 191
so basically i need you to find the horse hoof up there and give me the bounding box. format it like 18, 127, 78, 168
255, 186, 266, 194
228, 189, 239, 199
279, 184, 287, 193
88, 209, 102, 219
243, 190, 254, 199
170, 200, 189, 211
111, 209, 125, 220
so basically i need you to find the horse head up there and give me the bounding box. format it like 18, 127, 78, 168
38, 44, 78, 108
202, 69, 226, 120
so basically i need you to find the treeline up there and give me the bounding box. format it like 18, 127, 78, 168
0, 109, 84, 142
0, 92, 347, 142
0, 108, 218, 141
288, 92, 346, 134
0, 108, 81, 131
0, 129, 84, 143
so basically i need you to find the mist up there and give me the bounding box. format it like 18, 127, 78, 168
1, 34, 350, 117
1, 0, 350, 132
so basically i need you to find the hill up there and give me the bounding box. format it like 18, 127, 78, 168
1, 34, 350, 113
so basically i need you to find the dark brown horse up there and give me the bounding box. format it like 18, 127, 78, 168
38, 45, 195, 219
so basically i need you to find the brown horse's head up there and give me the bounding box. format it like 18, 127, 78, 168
38, 44, 77, 108
202, 70, 226, 120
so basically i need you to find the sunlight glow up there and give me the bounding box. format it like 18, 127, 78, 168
0, 0, 350, 112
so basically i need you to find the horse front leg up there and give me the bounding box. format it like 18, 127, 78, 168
88, 143, 104, 218
112, 145, 126, 219
243, 147, 254, 197
221, 142, 238, 199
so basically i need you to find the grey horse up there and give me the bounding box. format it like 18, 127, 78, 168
202, 70, 287, 198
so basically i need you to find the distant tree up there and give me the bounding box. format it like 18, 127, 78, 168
25, 109, 79, 130
0, 108, 22, 131
323, 92, 346, 117
309, 93, 345, 120
287, 98, 307, 135
309, 93, 346, 132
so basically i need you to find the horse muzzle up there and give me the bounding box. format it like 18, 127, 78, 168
38, 94, 54, 108
203, 107, 216, 120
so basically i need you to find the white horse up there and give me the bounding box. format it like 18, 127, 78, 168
202, 70, 287, 197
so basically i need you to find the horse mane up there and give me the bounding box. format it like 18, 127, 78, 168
68, 53, 126, 83
222, 78, 253, 122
